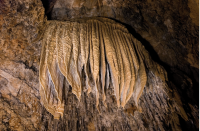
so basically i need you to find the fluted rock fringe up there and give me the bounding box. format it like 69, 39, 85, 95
39, 17, 167, 119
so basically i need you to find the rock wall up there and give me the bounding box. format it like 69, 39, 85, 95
0, 0, 198, 130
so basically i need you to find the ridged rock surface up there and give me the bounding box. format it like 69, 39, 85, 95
0, 0, 198, 131
38, 18, 169, 119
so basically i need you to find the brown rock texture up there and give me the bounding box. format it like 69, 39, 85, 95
0, 0, 198, 131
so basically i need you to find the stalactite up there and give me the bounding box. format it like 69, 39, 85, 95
39, 17, 167, 119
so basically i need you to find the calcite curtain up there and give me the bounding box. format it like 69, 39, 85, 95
38, 17, 167, 119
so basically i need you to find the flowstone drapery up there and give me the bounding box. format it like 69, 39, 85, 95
38, 17, 167, 119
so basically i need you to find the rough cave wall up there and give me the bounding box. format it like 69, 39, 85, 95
0, 0, 198, 131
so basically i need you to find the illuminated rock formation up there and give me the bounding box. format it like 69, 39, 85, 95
38, 17, 167, 119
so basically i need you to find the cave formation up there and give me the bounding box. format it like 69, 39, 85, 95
39, 18, 167, 119
0, 0, 198, 131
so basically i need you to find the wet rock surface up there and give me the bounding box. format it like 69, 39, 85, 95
0, 0, 198, 130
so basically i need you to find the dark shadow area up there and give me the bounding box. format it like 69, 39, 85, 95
40, 0, 58, 20
179, 115, 198, 131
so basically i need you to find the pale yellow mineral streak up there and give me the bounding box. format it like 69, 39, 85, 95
38, 17, 167, 119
